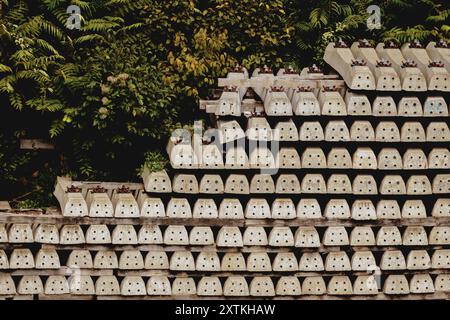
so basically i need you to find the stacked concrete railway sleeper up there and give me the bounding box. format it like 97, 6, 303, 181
1, 40, 449, 300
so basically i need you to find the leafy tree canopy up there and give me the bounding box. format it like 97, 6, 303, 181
0, 0, 448, 206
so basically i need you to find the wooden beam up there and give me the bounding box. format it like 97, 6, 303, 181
116, 269, 450, 278
8, 268, 113, 277
217, 77, 345, 89
95, 292, 450, 301
2, 208, 450, 227
72, 181, 144, 190
20, 139, 55, 150
35, 243, 448, 254
0, 201, 11, 211
38, 294, 95, 301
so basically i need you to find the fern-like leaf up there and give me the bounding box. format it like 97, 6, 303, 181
0, 63, 12, 73
9, 92, 23, 110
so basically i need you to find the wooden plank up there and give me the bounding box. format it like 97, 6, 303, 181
244, 217, 450, 227
38, 294, 95, 300
0, 244, 39, 250
202, 98, 265, 114
1, 290, 450, 301
94, 293, 450, 300
39, 243, 298, 253
0, 208, 43, 215
0, 210, 60, 224
218, 77, 272, 87
0, 201, 11, 211
0, 294, 33, 300
0, 212, 244, 225
2, 209, 450, 227
5, 242, 394, 254
275, 79, 318, 88
20, 139, 55, 150
8, 268, 113, 276
73, 181, 144, 190
217, 77, 344, 89
11, 294, 34, 300
97, 295, 201, 301
279, 292, 450, 301
37, 243, 448, 254
199, 99, 219, 110
116, 269, 450, 278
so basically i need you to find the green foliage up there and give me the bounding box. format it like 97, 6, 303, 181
287, 0, 449, 65
58, 32, 178, 178
139, 151, 168, 175
0, 132, 34, 186
0, 132, 59, 207
0, 0, 448, 206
